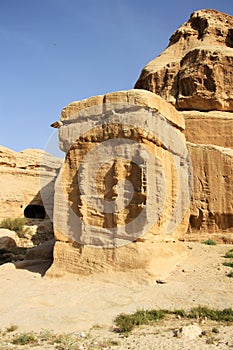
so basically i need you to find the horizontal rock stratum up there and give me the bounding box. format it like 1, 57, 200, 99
48, 89, 191, 276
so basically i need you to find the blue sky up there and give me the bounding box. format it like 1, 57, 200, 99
1, 0, 233, 155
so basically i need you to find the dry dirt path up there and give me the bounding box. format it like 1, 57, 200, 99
0, 242, 232, 349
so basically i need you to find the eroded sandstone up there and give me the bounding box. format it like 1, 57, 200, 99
134, 9, 233, 240
135, 9, 233, 112
48, 89, 191, 275
185, 143, 233, 241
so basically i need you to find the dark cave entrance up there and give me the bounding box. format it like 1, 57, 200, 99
24, 205, 46, 219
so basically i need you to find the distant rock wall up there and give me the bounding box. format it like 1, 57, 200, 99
0, 146, 62, 235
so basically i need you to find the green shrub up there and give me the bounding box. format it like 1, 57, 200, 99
98, 339, 120, 347
12, 332, 37, 345
172, 309, 187, 317
202, 239, 217, 245
115, 309, 165, 333
227, 271, 233, 278
39, 329, 56, 343
53, 333, 80, 349
0, 217, 31, 238
225, 251, 233, 259
6, 325, 18, 332
212, 327, 219, 333
189, 306, 233, 322
114, 307, 233, 333
223, 261, 233, 268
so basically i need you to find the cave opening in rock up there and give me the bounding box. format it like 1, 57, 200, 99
24, 205, 46, 219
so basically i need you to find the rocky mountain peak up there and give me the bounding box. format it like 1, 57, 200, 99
135, 9, 233, 111
169, 9, 233, 48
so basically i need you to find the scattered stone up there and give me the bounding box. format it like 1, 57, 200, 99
156, 279, 167, 284
0, 262, 15, 270
174, 324, 202, 339
79, 332, 86, 338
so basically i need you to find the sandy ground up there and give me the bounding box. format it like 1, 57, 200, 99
0, 242, 233, 349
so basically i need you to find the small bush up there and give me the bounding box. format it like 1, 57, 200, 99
12, 332, 38, 345
189, 306, 233, 322
0, 217, 31, 238
98, 339, 120, 347
39, 329, 57, 343
115, 309, 165, 333
172, 309, 187, 317
114, 307, 233, 333
223, 250, 233, 276
225, 251, 233, 259
223, 261, 233, 268
53, 333, 80, 349
206, 337, 215, 344
212, 327, 219, 334
202, 239, 217, 245
6, 325, 18, 332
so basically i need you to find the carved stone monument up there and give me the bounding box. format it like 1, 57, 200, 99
48, 89, 191, 275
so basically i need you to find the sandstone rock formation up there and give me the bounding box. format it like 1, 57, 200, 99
0, 146, 62, 239
135, 9, 233, 239
181, 111, 233, 148
48, 89, 191, 275
3, 8, 232, 275
135, 9, 233, 112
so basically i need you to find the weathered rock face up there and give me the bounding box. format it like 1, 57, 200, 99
180, 111, 233, 148
135, 9, 233, 240
0, 146, 62, 236
48, 89, 191, 276
135, 9, 233, 112
186, 143, 233, 242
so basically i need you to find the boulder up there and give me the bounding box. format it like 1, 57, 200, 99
0, 263, 16, 271
175, 324, 202, 339
0, 229, 19, 249
25, 239, 54, 261
48, 89, 191, 275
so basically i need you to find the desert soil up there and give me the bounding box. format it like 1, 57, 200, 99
0, 242, 233, 349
